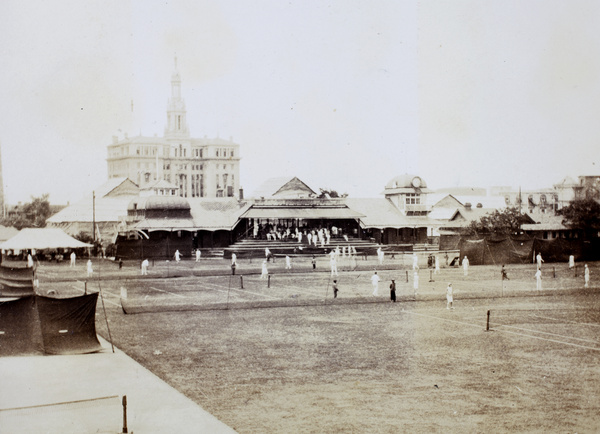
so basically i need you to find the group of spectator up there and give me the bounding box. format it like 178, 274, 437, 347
254, 224, 350, 245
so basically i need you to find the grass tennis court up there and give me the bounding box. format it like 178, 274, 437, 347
51, 257, 598, 433
100, 294, 600, 433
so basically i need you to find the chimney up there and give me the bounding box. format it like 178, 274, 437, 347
239, 187, 244, 200
465, 202, 472, 209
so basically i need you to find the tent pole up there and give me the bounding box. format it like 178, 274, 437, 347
97, 260, 115, 353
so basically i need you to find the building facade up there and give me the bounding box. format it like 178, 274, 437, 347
106, 60, 241, 199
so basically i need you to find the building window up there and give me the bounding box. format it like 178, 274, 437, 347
405, 193, 421, 205
179, 174, 187, 197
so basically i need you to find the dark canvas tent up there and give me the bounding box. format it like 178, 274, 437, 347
532, 238, 583, 263
36, 293, 102, 355
460, 236, 534, 265
0, 266, 36, 297
460, 235, 597, 265
0, 297, 43, 356
0, 293, 102, 356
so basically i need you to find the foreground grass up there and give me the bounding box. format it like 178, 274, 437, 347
100, 290, 600, 433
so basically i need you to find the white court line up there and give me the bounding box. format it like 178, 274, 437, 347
404, 310, 600, 352
228, 287, 281, 300
493, 323, 599, 344
68, 285, 121, 308
497, 328, 600, 352
149, 286, 187, 298
532, 313, 600, 329
404, 310, 486, 330
153, 278, 281, 300
199, 280, 280, 300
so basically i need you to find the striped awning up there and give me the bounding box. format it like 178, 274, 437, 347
242, 207, 364, 220
134, 219, 197, 232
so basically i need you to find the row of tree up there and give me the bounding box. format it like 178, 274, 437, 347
1, 194, 52, 230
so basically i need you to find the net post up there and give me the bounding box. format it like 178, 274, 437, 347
240, 275, 244, 289
486, 310, 490, 331
122, 395, 128, 433
406, 270, 408, 283
84, 281, 87, 295
553, 267, 556, 278
268, 274, 271, 288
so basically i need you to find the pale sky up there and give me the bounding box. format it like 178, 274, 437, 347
0, 0, 599, 204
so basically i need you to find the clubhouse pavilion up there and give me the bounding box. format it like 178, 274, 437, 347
48, 175, 444, 259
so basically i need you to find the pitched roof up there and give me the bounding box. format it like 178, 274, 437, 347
250, 177, 316, 199
451, 195, 506, 209
345, 198, 441, 229
188, 198, 252, 231
0, 225, 19, 242
554, 176, 579, 188
522, 215, 568, 231
95, 178, 139, 197
0, 228, 93, 250
446, 207, 496, 226
141, 179, 179, 191
46, 196, 133, 223
427, 207, 458, 221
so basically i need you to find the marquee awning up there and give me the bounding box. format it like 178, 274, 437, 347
241, 207, 365, 220
134, 219, 197, 232
0, 228, 93, 250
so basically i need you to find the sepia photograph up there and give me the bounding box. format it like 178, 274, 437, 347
0, 1, 599, 432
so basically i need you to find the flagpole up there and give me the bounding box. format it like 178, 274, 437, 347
92, 191, 96, 245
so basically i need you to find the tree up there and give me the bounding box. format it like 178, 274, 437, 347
318, 188, 348, 199
1, 194, 52, 229
462, 207, 528, 236
557, 198, 600, 239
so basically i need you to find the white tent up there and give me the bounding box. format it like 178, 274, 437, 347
0, 228, 93, 250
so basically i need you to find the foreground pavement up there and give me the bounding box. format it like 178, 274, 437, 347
0, 337, 236, 433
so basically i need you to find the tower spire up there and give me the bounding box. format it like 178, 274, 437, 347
165, 57, 189, 137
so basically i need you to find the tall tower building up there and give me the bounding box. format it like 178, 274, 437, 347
106, 59, 241, 198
